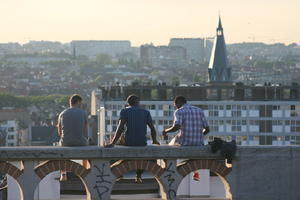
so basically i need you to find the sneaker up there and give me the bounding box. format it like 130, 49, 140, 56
116, 175, 123, 182
192, 172, 200, 181
59, 173, 67, 182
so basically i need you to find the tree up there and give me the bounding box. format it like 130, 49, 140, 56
96, 54, 112, 66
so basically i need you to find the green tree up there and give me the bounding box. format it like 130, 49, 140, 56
96, 54, 112, 66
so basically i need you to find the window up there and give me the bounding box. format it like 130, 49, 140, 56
8, 127, 14, 132
209, 111, 218, 117
106, 105, 112, 109
7, 135, 14, 140
250, 120, 259, 125
232, 110, 241, 117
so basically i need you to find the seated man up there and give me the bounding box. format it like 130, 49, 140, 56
162, 96, 209, 181
106, 94, 160, 182
57, 94, 89, 181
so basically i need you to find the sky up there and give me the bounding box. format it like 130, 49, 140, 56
0, 0, 299, 46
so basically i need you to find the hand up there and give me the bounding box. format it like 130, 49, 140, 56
104, 143, 114, 148
162, 130, 167, 137
152, 139, 160, 145
203, 128, 209, 136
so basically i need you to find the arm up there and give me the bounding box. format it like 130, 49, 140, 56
57, 115, 62, 137
105, 119, 125, 147
162, 124, 181, 136
83, 114, 88, 138
163, 110, 181, 136
147, 122, 159, 145
203, 127, 210, 135
201, 111, 209, 136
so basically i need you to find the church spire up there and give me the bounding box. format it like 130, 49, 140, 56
208, 16, 232, 83
218, 15, 223, 30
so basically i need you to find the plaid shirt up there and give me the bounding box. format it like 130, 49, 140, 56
173, 104, 208, 146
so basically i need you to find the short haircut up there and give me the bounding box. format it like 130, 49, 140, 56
174, 96, 187, 104
70, 94, 82, 105
127, 94, 139, 106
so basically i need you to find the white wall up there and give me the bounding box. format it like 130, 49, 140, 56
177, 169, 210, 197
8, 165, 60, 200
249, 110, 259, 117
210, 176, 226, 199
34, 171, 60, 200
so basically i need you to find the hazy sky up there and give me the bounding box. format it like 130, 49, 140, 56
0, 0, 299, 46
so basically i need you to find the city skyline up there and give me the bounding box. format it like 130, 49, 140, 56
0, 0, 299, 46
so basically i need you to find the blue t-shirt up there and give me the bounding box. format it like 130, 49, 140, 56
119, 106, 152, 146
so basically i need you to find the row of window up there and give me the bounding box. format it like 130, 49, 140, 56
208, 120, 300, 126
106, 119, 300, 127
105, 104, 174, 111
106, 120, 174, 126
207, 135, 300, 145
105, 104, 300, 112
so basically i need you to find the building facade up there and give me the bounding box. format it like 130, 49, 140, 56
140, 44, 187, 68
169, 38, 212, 63
71, 40, 132, 57
92, 84, 300, 145
0, 120, 19, 146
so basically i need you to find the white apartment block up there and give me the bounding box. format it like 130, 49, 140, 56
92, 84, 300, 146
0, 120, 19, 146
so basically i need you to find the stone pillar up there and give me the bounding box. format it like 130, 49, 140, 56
159, 159, 183, 200
84, 159, 116, 200
17, 161, 40, 200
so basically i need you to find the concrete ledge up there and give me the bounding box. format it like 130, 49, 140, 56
0, 145, 223, 160
0, 145, 299, 161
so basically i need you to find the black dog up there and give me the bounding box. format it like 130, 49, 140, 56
208, 137, 237, 164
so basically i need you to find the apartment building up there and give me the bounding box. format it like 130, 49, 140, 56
92, 83, 300, 146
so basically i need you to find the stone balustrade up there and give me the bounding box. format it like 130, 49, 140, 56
0, 145, 300, 200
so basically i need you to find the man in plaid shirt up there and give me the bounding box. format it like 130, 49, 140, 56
162, 96, 209, 180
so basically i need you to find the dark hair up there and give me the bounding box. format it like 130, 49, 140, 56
69, 94, 82, 105
174, 96, 187, 104
127, 94, 139, 106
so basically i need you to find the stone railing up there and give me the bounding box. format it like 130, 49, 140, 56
0, 145, 300, 200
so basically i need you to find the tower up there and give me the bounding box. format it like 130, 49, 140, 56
208, 16, 232, 83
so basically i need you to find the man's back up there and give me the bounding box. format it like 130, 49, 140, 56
175, 104, 208, 146
120, 106, 152, 146
59, 107, 87, 146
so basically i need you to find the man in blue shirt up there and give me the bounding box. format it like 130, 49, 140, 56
106, 94, 159, 182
